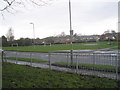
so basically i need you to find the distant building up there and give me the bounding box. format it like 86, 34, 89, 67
35, 31, 119, 45
100, 31, 117, 41
75, 35, 100, 42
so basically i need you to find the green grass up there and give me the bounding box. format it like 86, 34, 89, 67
6, 57, 48, 63
3, 41, 119, 52
2, 62, 119, 88
52, 62, 120, 73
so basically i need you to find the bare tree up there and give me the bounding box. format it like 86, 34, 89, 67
0, 0, 53, 16
57, 32, 66, 37
6, 27, 14, 41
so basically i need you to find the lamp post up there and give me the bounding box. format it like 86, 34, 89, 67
30, 22, 35, 47
69, 0, 73, 65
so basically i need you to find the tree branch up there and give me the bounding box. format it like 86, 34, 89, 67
0, 0, 16, 11
0, 0, 52, 16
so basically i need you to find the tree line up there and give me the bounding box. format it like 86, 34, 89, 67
1, 28, 120, 47
1, 35, 33, 47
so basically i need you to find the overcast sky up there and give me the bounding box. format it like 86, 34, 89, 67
0, 0, 119, 39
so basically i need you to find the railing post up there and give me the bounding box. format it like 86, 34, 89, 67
67, 53, 69, 66
49, 53, 51, 69
93, 53, 95, 71
30, 53, 32, 66
76, 55, 78, 74
0, 50, 2, 90
1, 51, 3, 63
16, 52, 18, 64
93, 53, 96, 65
116, 53, 119, 80
4, 52, 7, 62
118, 53, 120, 81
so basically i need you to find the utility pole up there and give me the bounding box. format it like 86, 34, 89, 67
69, 0, 73, 65
30, 22, 35, 47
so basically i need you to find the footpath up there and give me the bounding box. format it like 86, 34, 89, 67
4, 59, 119, 80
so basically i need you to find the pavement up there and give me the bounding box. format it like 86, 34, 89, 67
55, 49, 120, 53
4, 59, 120, 80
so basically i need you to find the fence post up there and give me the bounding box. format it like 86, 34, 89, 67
93, 53, 96, 64
76, 55, 78, 74
30, 53, 32, 66
67, 53, 69, 66
48, 53, 51, 69
16, 52, 18, 64
116, 53, 119, 80
1, 51, 3, 63
93, 53, 95, 71
118, 53, 120, 81
4, 51, 6, 62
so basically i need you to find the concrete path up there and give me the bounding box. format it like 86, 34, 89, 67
4, 59, 119, 80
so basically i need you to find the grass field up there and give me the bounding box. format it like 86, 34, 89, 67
2, 62, 119, 88
2, 41, 119, 52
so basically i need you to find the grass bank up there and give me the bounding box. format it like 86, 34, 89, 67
6, 57, 48, 63
52, 62, 120, 73
2, 62, 119, 88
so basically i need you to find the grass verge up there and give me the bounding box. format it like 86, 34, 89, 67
5, 57, 48, 63
2, 62, 119, 88
3, 41, 119, 52
52, 62, 120, 73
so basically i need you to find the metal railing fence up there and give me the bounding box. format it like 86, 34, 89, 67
3, 51, 120, 80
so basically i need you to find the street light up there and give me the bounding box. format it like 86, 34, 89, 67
69, 0, 73, 65
30, 22, 35, 47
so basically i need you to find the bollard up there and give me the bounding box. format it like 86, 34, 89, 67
48, 53, 51, 69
